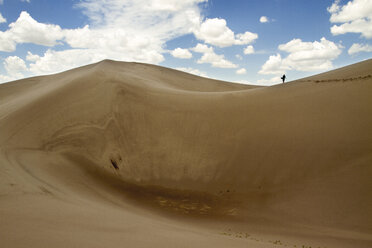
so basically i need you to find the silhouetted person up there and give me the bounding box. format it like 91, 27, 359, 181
281, 74, 286, 83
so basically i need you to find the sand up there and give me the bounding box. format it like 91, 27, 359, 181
0, 59, 371, 248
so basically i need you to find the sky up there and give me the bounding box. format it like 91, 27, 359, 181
0, 0, 371, 85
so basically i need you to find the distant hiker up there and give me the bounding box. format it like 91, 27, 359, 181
281, 74, 286, 83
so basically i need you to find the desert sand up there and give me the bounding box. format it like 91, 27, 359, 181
0, 59, 371, 247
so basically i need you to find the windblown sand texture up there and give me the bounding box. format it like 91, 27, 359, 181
0, 59, 371, 248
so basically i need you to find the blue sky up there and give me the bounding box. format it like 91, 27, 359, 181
0, 0, 371, 85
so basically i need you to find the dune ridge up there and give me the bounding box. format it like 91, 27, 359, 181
0, 59, 371, 248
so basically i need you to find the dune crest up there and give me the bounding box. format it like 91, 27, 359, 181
1, 59, 371, 248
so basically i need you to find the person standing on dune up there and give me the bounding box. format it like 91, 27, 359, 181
281, 74, 286, 83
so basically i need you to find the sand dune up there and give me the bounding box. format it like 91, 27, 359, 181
0, 59, 371, 248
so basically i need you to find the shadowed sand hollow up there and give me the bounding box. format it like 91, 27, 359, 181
0, 59, 371, 247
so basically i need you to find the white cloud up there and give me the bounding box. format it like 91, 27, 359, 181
76, 0, 205, 40
327, 0, 341, 13
0, 32, 16, 52
235, 54, 242, 60
175, 67, 207, 77
237, 80, 257, 85
328, 0, 372, 22
63, 26, 165, 64
3, 56, 27, 81
260, 16, 268, 23
278, 38, 341, 61
0, 13, 6, 23
0, 11, 64, 52
328, 0, 372, 38
194, 18, 235, 47
4, 56, 27, 73
259, 54, 288, 75
192, 43, 237, 68
257, 76, 282, 85
26, 51, 40, 62
259, 37, 342, 74
171, 48, 192, 59
0, 1, 207, 77
236, 68, 246, 75
198, 52, 237, 68
0, 1, 255, 80
244, 45, 255, 54
192, 43, 213, 53
28, 48, 129, 75
193, 18, 258, 47
147, 0, 202, 11
235, 31, 259, 45
0, 74, 15, 83
348, 43, 372, 55
9, 11, 63, 46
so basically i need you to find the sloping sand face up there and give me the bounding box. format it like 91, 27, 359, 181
0, 59, 371, 247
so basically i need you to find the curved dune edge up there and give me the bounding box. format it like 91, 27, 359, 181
0, 59, 371, 248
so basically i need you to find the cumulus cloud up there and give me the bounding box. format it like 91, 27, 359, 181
192, 43, 237, 68
348, 43, 372, 55
10, 12, 63, 46
77, 0, 206, 27
175, 67, 207, 77
28, 49, 126, 75
278, 38, 341, 61
0, 11, 63, 52
244, 45, 255, 54
236, 80, 256, 85
26, 51, 40, 62
259, 37, 342, 75
0, 32, 16, 52
0, 12, 6, 23
235, 31, 259, 45
3, 56, 27, 81
171, 48, 192, 59
193, 18, 258, 47
0, 0, 256, 82
328, 0, 372, 38
257, 76, 282, 85
4, 56, 27, 73
192, 43, 212, 53
0, 74, 14, 83
259, 54, 288, 75
0, 0, 208, 79
236, 68, 246, 75
259, 16, 269, 23
58, 0, 208, 66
